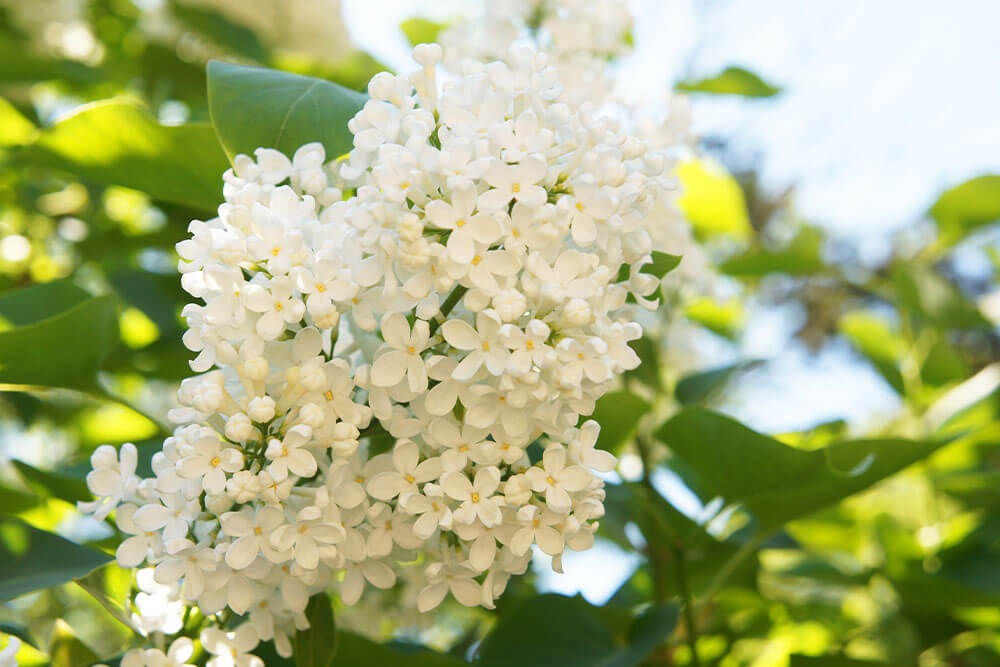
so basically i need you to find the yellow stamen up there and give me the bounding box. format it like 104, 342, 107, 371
483, 341, 491, 351
471, 255, 482, 265
210, 456, 221, 468
546, 476, 556, 485
575, 202, 584, 211
316, 283, 326, 292
456, 219, 466, 228
512, 183, 521, 193
525, 340, 534, 350
405, 474, 415, 483
271, 247, 280, 257
324, 390, 334, 400
471, 493, 480, 503
275, 301, 283, 311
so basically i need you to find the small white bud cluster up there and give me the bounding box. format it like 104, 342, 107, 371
80, 44, 688, 664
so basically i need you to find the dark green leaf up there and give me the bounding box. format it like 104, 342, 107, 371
624, 336, 661, 391
676, 66, 780, 98
674, 360, 763, 405
604, 603, 679, 667
789, 655, 888, 666
590, 391, 651, 454
10, 460, 90, 504
0, 517, 112, 601
294, 593, 337, 667
400, 17, 449, 47
336, 631, 464, 666
929, 174, 1000, 246
170, 2, 268, 63
475, 594, 617, 667
656, 408, 946, 531
25, 99, 229, 212
0, 282, 118, 395
0, 279, 91, 327
0, 40, 100, 84
207, 60, 366, 162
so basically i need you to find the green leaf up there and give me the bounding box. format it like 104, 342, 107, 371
684, 298, 745, 340
0, 279, 91, 327
294, 594, 337, 667
0, 282, 118, 395
74, 564, 135, 631
674, 360, 763, 405
891, 263, 989, 330
0, 97, 36, 147
676, 66, 780, 97
0, 517, 112, 601
623, 335, 661, 391
590, 391, 651, 454
640, 251, 682, 279
929, 174, 1000, 246
25, 99, 229, 212
273, 50, 391, 93
655, 408, 946, 531
400, 17, 449, 47
49, 619, 99, 667
476, 594, 679, 667
170, 2, 268, 63
334, 632, 463, 666
0, 40, 100, 84
720, 226, 825, 277
789, 655, 888, 666
207, 60, 367, 162
10, 460, 90, 504
838, 311, 905, 394
676, 159, 753, 241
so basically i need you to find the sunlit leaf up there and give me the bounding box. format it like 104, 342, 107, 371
207, 60, 366, 162
891, 263, 989, 330
676, 159, 753, 241
656, 408, 946, 531
400, 17, 449, 47
25, 99, 228, 212
838, 310, 905, 393
676, 66, 780, 97
0, 97, 36, 147
0, 517, 111, 601
48, 619, 99, 667
684, 297, 745, 340
929, 174, 1000, 246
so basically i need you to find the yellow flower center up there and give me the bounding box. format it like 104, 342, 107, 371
271, 247, 280, 257
526, 340, 534, 350
408, 346, 417, 354
210, 456, 221, 468
316, 283, 326, 293
324, 390, 334, 400
456, 219, 466, 228
298, 524, 308, 534
471, 493, 480, 503
275, 301, 283, 311
482, 341, 491, 351
512, 183, 521, 193
575, 202, 584, 211
546, 476, 556, 485
405, 474, 415, 483
471, 255, 482, 265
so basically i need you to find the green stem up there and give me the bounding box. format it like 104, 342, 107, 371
428, 285, 468, 336
675, 549, 702, 667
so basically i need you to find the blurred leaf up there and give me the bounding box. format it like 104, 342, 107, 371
48, 620, 99, 667
590, 391, 651, 454
789, 655, 888, 666
929, 174, 1000, 246
400, 17, 449, 47
676, 159, 753, 241
838, 310, 905, 393
0, 97, 36, 147
684, 297, 745, 340
720, 226, 825, 277
0, 282, 118, 395
476, 593, 676, 667
295, 594, 337, 667
207, 60, 366, 162
26, 99, 228, 212
624, 335, 661, 391
0, 486, 40, 515
0, 279, 91, 327
921, 336, 969, 386
274, 50, 391, 93
676, 66, 780, 97
170, 1, 268, 63
334, 632, 463, 666
0, 40, 100, 84
656, 408, 946, 531
0, 517, 111, 601
891, 263, 989, 330
10, 460, 90, 504
675, 360, 763, 405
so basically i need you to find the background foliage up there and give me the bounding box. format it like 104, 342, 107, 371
1, 1, 999, 666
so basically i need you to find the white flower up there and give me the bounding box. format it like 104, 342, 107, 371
220, 506, 288, 569
510, 504, 564, 556
177, 435, 243, 495
370, 313, 431, 393
121, 638, 196, 667
366, 440, 441, 501
77, 443, 139, 520
525, 447, 593, 513
264, 424, 317, 481
270, 506, 345, 570
201, 626, 262, 667
442, 467, 503, 527
478, 156, 548, 210
424, 187, 502, 264
442, 309, 509, 378
400, 484, 453, 539
417, 562, 482, 612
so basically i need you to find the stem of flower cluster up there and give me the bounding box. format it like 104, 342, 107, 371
428, 285, 468, 336
674, 549, 702, 667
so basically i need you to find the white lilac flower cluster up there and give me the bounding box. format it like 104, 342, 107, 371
440, 0, 634, 109
79, 43, 683, 664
